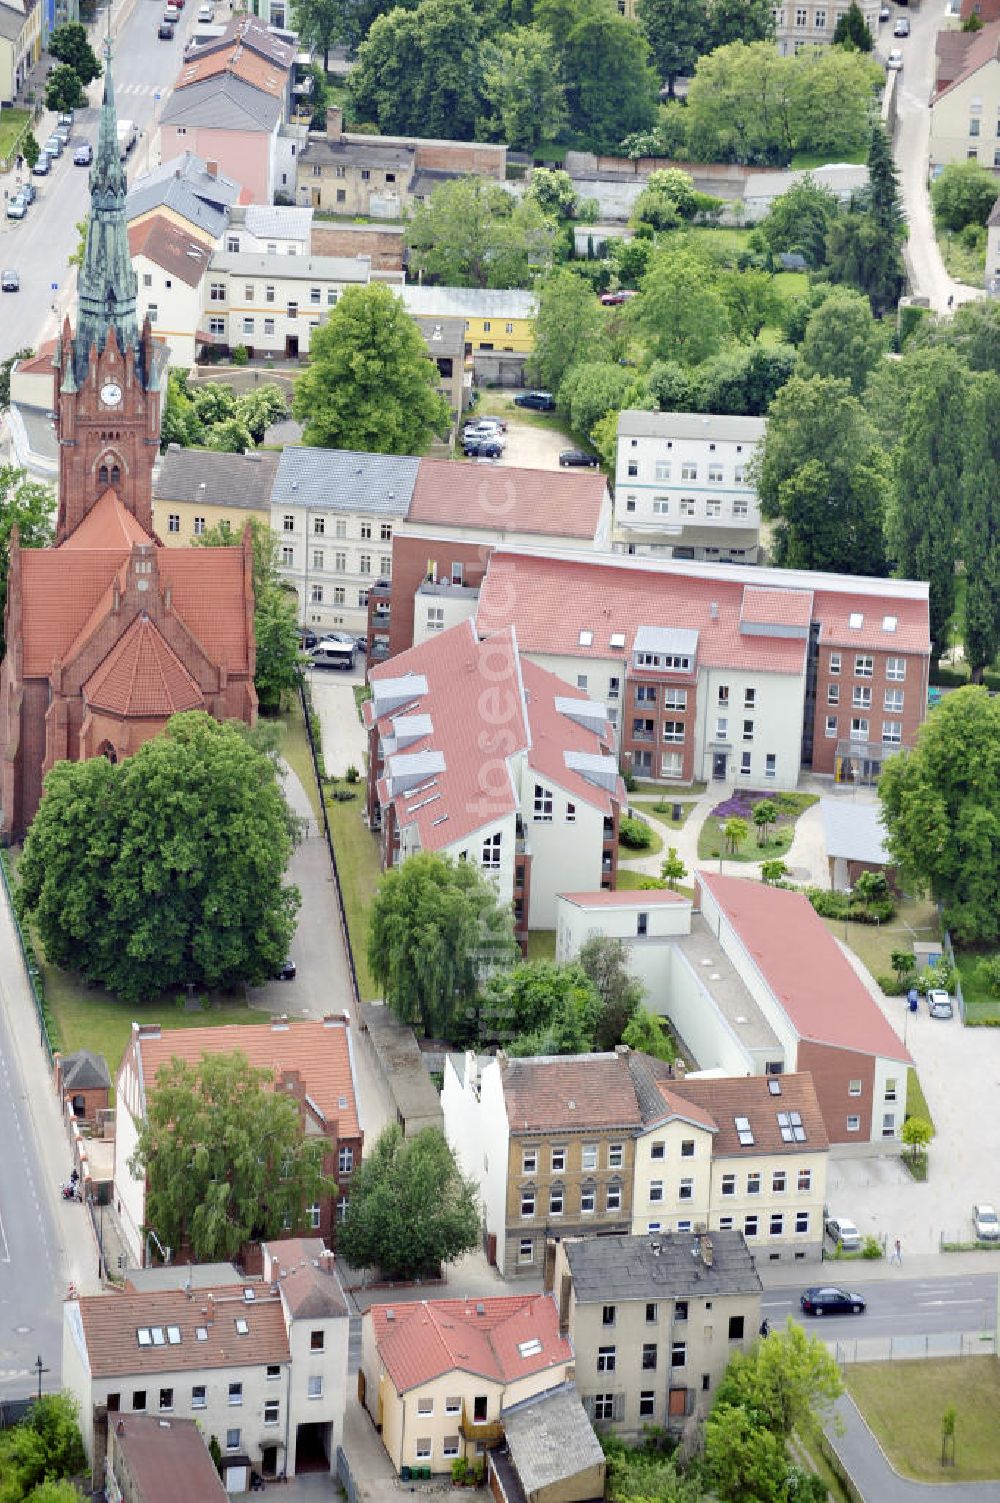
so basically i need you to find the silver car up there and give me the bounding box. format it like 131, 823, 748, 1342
825, 1215, 861, 1251
974, 1204, 1000, 1241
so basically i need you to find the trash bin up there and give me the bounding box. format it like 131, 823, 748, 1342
401, 1467, 411, 1481
672, 803, 682, 821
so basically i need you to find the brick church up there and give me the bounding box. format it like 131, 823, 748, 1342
0, 46, 257, 840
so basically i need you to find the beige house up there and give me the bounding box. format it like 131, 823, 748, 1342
772, 0, 879, 55
552, 1230, 762, 1438
201, 250, 375, 362
360, 1294, 574, 1475
0, 0, 40, 108
931, 20, 1000, 168
153, 446, 278, 547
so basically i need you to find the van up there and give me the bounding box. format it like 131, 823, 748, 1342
309, 640, 355, 670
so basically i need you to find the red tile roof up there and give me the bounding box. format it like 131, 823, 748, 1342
741, 585, 812, 628
407, 459, 608, 541
74, 1285, 290, 1378
668, 1072, 829, 1155
522, 657, 624, 817
129, 1018, 361, 1138
128, 215, 213, 287
558, 889, 689, 907
16, 340, 56, 376
370, 1295, 571, 1393
699, 873, 911, 1064
83, 615, 205, 717
175, 44, 292, 95
812, 589, 929, 654
654, 1083, 718, 1134
60, 487, 153, 551
110, 1415, 229, 1503
502, 1052, 647, 1133
933, 18, 1000, 97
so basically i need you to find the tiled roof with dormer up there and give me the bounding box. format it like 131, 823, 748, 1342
83, 615, 205, 717
70, 1285, 290, 1378
370, 1295, 570, 1394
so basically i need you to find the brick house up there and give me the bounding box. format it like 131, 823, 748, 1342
57, 1049, 113, 1126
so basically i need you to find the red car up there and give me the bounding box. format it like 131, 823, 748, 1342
600, 290, 637, 306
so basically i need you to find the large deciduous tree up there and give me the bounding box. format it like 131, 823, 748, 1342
48, 22, 102, 84
962, 374, 1000, 680
529, 269, 608, 391
578, 933, 644, 1049
0, 465, 54, 659
367, 852, 518, 1038
45, 65, 87, 113
634, 246, 730, 364
797, 286, 886, 394
558, 361, 644, 442
0, 1394, 87, 1502
755, 375, 888, 574
406, 177, 555, 289
879, 687, 1000, 943
636, 0, 707, 97
348, 0, 483, 138
130, 1053, 332, 1261
292, 283, 449, 453
759, 178, 838, 267
479, 25, 567, 150
931, 159, 1000, 233
536, 0, 659, 149
17, 713, 300, 1003
290, 0, 347, 69
705, 0, 773, 47
337, 1123, 479, 1278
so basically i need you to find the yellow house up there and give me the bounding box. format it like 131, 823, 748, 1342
0, 1, 40, 109
930, 20, 1000, 169
153, 445, 278, 546
360, 1294, 575, 1476
399, 285, 538, 354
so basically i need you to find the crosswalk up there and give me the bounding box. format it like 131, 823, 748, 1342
116, 82, 161, 98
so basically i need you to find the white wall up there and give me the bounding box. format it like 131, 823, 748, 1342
113, 1052, 147, 1268
519, 784, 607, 930
441, 814, 517, 910
272, 503, 398, 633
694, 666, 805, 791
555, 896, 693, 1005
615, 427, 763, 560
872, 1055, 908, 1144
657, 947, 758, 1076
286, 1304, 347, 1469
930, 61, 1000, 168
412, 592, 479, 648
135, 256, 204, 370
440, 1055, 508, 1266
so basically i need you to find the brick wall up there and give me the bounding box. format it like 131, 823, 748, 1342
796, 1040, 874, 1145
810, 645, 928, 778
387, 535, 489, 658
412, 141, 506, 177
310, 225, 405, 271
621, 673, 699, 783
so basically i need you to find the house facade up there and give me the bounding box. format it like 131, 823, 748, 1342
398, 285, 537, 355
153, 446, 278, 547
931, 21, 1000, 168
0, 0, 41, 106
772, 0, 880, 55
615, 411, 766, 563
201, 250, 374, 360
988, 194, 1000, 290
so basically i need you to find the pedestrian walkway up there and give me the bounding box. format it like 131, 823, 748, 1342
825, 1393, 999, 1501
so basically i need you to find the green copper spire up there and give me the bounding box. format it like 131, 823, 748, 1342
74, 36, 141, 386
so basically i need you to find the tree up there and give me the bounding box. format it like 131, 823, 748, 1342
866, 121, 905, 243
752, 798, 778, 846
759, 178, 837, 267
337, 1123, 479, 1278
661, 846, 687, 889
291, 0, 346, 69
21, 130, 39, 170
798, 286, 885, 395
962, 374, 1000, 679
704, 1401, 789, 1503
932, 300, 1000, 375
879, 687, 1000, 942
710, 1318, 842, 1446
621, 1006, 677, 1061
557, 360, 641, 440
0, 1395, 87, 1503
480, 25, 567, 150
348, 0, 483, 139
367, 852, 518, 1037
833, 0, 873, 50
706, 0, 773, 48
0, 346, 33, 413
195, 517, 301, 712
891, 948, 916, 984
636, 0, 707, 98
698, 343, 796, 416
901, 1115, 932, 1163
235, 383, 287, 443
634, 247, 729, 364
130, 1053, 332, 1261
48, 22, 102, 84
529, 270, 607, 391
579, 933, 644, 1049
724, 816, 748, 854
720, 269, 780, 342
886, 348, 967, 658
17, 712, 300, 1003
475, 960, 600, 1048
292, 284, 449, 454
0, 466, 54, 659
406, 177, 555, 288
755, 375, 888, 574
761, 859, 788, 884
508, 968, 604, 1055
45, 65, 87, 113
826, 208, 904, 318
25, 1482, 86, 1503
526, 168, 578, 220
931, 160, 1000, 233
537, 0, 659, 150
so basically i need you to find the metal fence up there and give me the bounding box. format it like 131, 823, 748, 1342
299, 679, 361, 1007
831, 1330, 996, 1365
336, 1445, 359, 1503
941, 927, 966, 1025
0, 848, 55, 1065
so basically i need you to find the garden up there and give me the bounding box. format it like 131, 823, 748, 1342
697, 789, 818, 864
846, 1359, 1000, 1484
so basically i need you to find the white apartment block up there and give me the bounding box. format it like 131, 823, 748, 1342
203, 251, 375, 360
615, 411, 766, 563
271, 447, 420, 634
772, 0, 879, 54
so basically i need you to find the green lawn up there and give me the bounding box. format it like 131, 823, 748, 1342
619, 820, 664, 861
527, 930, 557, 961
936, 225, 986, 287
954, 947, 1000, 1025
818, 896, 940, 983
632, 796, 697, 830
0, 108, 31, 164
790, 146, 866, 169
906, 1066, 935, 1135
846, 1359, 1000, 1483
323, 778, 382, 1001
274, 701, 322, 822
631, 779, 706, 796
697, 793, 818, 864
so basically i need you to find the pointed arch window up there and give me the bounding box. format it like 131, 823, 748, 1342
98, 464, 109, 486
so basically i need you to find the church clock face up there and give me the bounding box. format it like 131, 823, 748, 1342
100, 381, 123, 407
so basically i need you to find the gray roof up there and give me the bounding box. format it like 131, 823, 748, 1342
272, 446, 419, 515
634, 624, 700, 657
502, 1387, 604, 1496
155, 446, 280, 508
399, 285, 537, 320
62, 1049, 112, 1090
411, 168, 463, 198
821, 797, 891, 866
161, 74, 282, 131
0, 6, 26, 40
128, 178, 229, 240
208, 250, 370, 281
299, 134, 415, 171
743, 163, 869, 202
564, 1229, 763, 1303
237, 203, 313, 241
132, 151, 242, 209
360, 1002, 442, 1133
617, 410, 767, 443
126, 1263, 241, 1292
414, 315, 466, 357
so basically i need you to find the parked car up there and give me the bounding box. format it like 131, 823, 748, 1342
463, 423, 505, 449
309, 640, 355, 670
476, 413, 508, 433
53, 123, 72, 146
31, 152, 51, 176
57, 109, 74, 128
800, 1286, 866, 1316
158, 19, 175, 35
824, 1215, 861, 1251
73, 142, 93, 166
274, 958, 297, 980
600, 289, 637, 306
163, 3, 180, 19
973, 1203, 1000, 1241
514, 389, 555, 411
463, 437, 504, 459
927, 988, 953, 1019
43, 135, 63, 157
198, 1, 215, 16
18, 181, 35, 204
887, 49, 903, 69
298, 627, 318, 651
5, 195, 26, 220
1, 269, 20, 292
559, 449, 600, 468
894, 15, 910, 34
878, 2, 890, 18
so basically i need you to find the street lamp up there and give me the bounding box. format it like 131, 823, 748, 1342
33, 1354, 49, 1401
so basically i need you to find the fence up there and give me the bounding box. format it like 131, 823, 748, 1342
335, 1445, 359, 1503
941, 927, 967, 1025
831, 1330, 996, 1365
0, 848, 55, 1065
299, 678, 361, 1007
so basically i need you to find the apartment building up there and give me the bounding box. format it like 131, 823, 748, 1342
772, 0, 880, 54
473, 547, 930, 787
398, 285, 538, 355
932, 23, 1000, 168
615, 411, 766, 562
552, 1230, 761, 1438
128, 154, 241, 248
360, 1295, 574, 1476
153, 446, 278, 546
364, 620, 624, 941
202, 250, 373, 360
129, 217, 215, 369
64, 1238, 349, 1485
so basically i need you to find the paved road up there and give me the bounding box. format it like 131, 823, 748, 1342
762, 1269, 997, 1338
826, 1393, 1000, 1502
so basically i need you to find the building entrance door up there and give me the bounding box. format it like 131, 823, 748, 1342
712, 752, 728, 780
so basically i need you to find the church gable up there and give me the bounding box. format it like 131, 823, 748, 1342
83, 614, 205, 718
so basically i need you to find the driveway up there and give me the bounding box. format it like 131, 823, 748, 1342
307, 662, 369, 779
498, 415, 571, 470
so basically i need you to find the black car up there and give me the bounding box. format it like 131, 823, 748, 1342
73, 142, 93, 166
274, 959, 297, 980
800, 1286, 866, 1316
158, 20, 175, 36
514, 390, 555, 411
463, 437, 503, 458
298, 627, 318, 651
32, 153, 51, 176
560, 448, 599, 468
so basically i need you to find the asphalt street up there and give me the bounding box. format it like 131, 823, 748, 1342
0, 0, 200, 365
762, 1269, 997, 1339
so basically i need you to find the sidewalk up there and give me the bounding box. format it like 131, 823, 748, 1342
755, 1248, 1000, 1290
825, 1393, 999, 1501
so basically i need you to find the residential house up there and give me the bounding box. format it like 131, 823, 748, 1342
311, 220, 407, 272
128, 154, 242, 248
63, 1238, 349, 1485
129, 216, 214, 368
931, 20, 1000, 168
271, 447, 420, 636
296, 107, 506, 217
615, 411, 766, 563
200, 250, 373, 360
489, 1387, 606, 1503
359, 1294, 574, 1475
56, 1048, 112, 1127
820, 797, 895, 892
105, 1415, 228, 1503
552, 1230, 761, 1438
153, 446, 278, 546
113, 1017, 362, 1268
473, 546, 930, 786
223, 202, 313, 256
368, 460, 612, 663
413, 315, 468, 421
962, 0, 1000, 20
0, 0, 40, 106
398, 285, 538, 356
987, 194, 1000, 291
772, 0, 880, 55
364, 620, 625, 942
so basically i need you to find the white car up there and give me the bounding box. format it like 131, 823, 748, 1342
927, 988, 953, 1019
887, 49, 903, 69
974, 1204, 1000, 1240
825, 1215, 861, 1251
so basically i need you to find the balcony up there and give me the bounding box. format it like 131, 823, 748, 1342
460, 1404, 504, 1446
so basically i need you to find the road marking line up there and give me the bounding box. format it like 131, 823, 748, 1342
0, 1204, 9, 1263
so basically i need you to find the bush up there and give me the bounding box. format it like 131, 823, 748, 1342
979, 954, 1000, 997
451, 1459, 468, 1484
619, 815, 653, 849
931, 160, 1000, 233
622, 768, 638, 793
231, 344, 249, 366
876, 973, 908, 996
861, 1234, 883, 1259
806, 887, 895, 924
345, 763, 360, 784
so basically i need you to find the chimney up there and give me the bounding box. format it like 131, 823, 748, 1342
700, 1234, 714, 1268
542, 1239, 556, 1294
318, 1250, 335, 1273
558, 1273, 571, 1337
326, 105, 343, 142
206, 160, 218, 179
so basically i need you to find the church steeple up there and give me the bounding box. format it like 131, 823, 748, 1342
73, 37, 142, 387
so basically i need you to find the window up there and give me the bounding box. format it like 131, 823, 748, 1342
680, 498, 696, 516
851, 718, 869, 741
608, 676, 620, 701
417, 1397, 434, 1416
797, 1167, 812, 1191
242, 317, 254, 335
662, 752, 683, 779
855, 655, 873, 678
415, 1440, 431, 1461
743, 720, 754, 742
340, 1141, 357, 1174
662, 721, 685, 744
226, 1430, 241, 1451
733, 497, 749, 516
708, 463, 723, 483
772, 1170, 786, 1194
208, 316, 225, 336
815, 7, 826, 23
652, 496, 670, 515
706, 499, 722, 518
721, 1173, 735, 1196
744, 1214, 758, 1237
829, 652, 841, 675
359, 554, 371, 575
261, 1397, 279, 1425
312, 550, 324, 571
425, 605, 444, 632
159, 1388, 173, 1411
443, 1436, 460, 1459
681, 461, 697, 480
825, 716, 838, 739
654, 460, 670, 481
649, 1180, 664, 1203
229, 1384, 243, 1407
636, 684, 657, 705
770, 1212, 783, 1236
639, 1391, 655, 1418
606, 1181, 622, 1212
847, 1115, 860, 1132
887, 657, 906, 681
795, 1210, 809, 1233
597, 1346, 616, 1372
288, 302, 298, 320
265, 284, 275, 304
853, 685, 872, 709
147, 303, 159, 325
533, 784, 553, 821
333, 588, 345, 606
747, 1172, 761, 1196
970, 117, 981, 137
608, 1143, 623, 1169
627, 461, 638, 478
827, 684, 840, 705
645, 1302, 658, 1324
716, 717, 728, 741
264, 318, 275, 336
209, 281, 226, 302
637, 912, 648, 937
679, 1178, 694, 1200
192, 1385, 207, 1408
884, 688, 904, 712
310, 585, 323, 605
664, 688, 687, 710
883, 721, 902, 745
192, 516, 206, 537
267, 1365, 281, 1381
582, 1144, 598, 1171
521, 1188, 535, 1217
307, 1203, 321, 1229
650, 1140, 665, 1160
550, 1146, 566, 1173
482, 832, 502, 870
167, 514, 180, 535
740, 751, 751, 776
671, 1342, 687, 1368
334, 552, 347, 573
594, 1394, 615, 1422
581, 1183, 596, 1214
848, 1079, 862, 1097
308, 1376, 323, 1400
602, 1305, 616, 1327
718, 685, 730, 707
765, 754, 776, 778
550, 1183, 565, 1216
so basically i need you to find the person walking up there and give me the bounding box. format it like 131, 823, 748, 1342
890, 1237, 902, 1266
